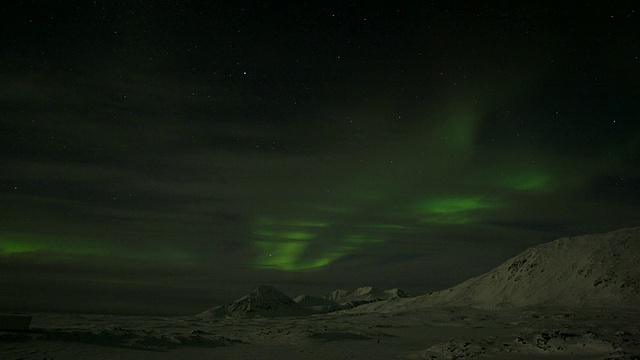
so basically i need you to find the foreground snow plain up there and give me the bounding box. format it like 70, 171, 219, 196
2, 306, 639, 359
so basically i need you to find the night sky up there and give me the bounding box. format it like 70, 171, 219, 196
2, 2, 639, 315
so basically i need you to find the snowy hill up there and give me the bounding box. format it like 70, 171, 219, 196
382, 288, 410, 300
347, 286, 383, 299
293, 294, 338, 307
196, 285, 412, 318
339, 287, 409, 304
293, 294, 342, 314
196, 285, 312, 318
355, 227, 640, 312
322, 289, 348, 302
321, 286, 410, 306
291, 287, 410, 314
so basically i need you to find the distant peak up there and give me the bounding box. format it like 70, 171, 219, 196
254, 285, 279, 293
350, 286, 382, 296
250, 285, 291, 300
196, 284, 309, 318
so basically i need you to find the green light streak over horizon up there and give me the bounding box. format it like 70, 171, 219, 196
416, 196, 501, 224
0, 234, 107, 257
345, 234, 383, 245
0, 239, 49, 255
252, 216, 386, 271
0, 232, 195, 266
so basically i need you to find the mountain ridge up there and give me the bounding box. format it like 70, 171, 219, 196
196, 285, 312, 318
351, 226, 640, 313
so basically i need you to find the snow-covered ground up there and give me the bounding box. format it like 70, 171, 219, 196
2, 307, 639, 359
2, 227, 639, 359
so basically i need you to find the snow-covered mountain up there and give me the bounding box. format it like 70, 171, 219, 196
322, 289, 348, 302
321, 286, 410, 306
197, 227, 640, 318
196, 284, 413, 318
196, 285, 313, 318
380, 288, 410, 300
355, 227, 640, 312
292, 294, 342, 314
293, 294, 338, 307
347, 286, 383, 299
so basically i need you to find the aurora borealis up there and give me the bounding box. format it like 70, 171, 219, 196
1, 3, 639, 315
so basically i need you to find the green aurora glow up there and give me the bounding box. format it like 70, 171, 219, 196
415, 196, 502, 225
0, 232, 195, 266
1, 2, 638, 316
500, 169, 552, 192
252, 216, 389, 270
